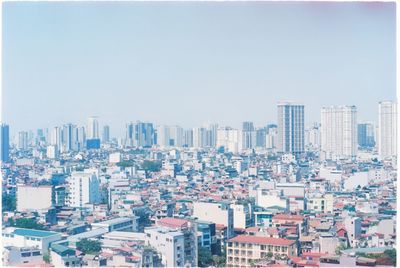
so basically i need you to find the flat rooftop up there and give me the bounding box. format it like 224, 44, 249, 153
12, 228, 60, 238
92, 217, 133, 225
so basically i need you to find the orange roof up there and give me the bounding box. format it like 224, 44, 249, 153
158, 217, 189, 229
273, 214, 304, 222
228, 235, 295, 246
246, 226, 261, 232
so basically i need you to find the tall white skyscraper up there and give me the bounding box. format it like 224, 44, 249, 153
156, 125, 171, 147
217, 127, 240, 153
203, 123, 218, 148
277, 102, 305, 156
321, 106, 357, 159
17, 131, 29, 150
378, 101, 397, 158
87, 116, 99, 139
170, 125, 184, 147
193, 127, 207, 148
305, 123, 321, 150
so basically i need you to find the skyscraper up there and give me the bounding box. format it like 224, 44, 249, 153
61, 123, 77, 152
255, 127, 267, 148
193, 127, 207, 148
305, 123, 321, 150
204, 123, 218, 148
321, 106, 357, 159
156, 125, 171, 147
277, 102, 305, 156
102, 125, 110, 143
358, 123, 375, 148
170, 125, 184, 147
216, 127, 240, 153
0, 123, 10, 163
17, 131, 29, 150
125, 121, 155, 147
378, 101, 397, 158
183, 129, 193, 147
87, 116, 99, 139
241, 121, 256, 150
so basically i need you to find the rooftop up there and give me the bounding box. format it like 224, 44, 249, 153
12, 228, 60, 238
229, 235, 296, 246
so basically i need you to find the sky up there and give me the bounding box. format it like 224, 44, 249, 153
2, 1, 396, 137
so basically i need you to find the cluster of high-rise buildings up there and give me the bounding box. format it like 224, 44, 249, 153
1, 101, 396, 163
0, 100, 397, 268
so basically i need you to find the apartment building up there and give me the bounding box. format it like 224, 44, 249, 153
226, 235, 296, 267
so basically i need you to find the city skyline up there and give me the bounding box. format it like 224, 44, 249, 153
2, 2, 396, 136
1, 101, 390, 139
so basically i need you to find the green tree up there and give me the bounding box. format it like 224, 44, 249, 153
2, 193, 16, 212
384, 249, 396, 266
335, 244, 348, 255
212, 255, 226, 267
76, 238, 102, 254
198, 247, 213, 267
116, 160, 134, 167
14, 218, 45, 230
141, 160, 162, 172
43, 252, 51, 264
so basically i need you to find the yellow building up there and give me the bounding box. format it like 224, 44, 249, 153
226, 235, 297, 267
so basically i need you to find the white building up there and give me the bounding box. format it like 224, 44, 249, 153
256, 189, 289, 211
91, 217, 136, 232
87, 116, 99, 139
3, 246, 43, 266
46, 145, 59, 159
67, 171, 101, 207
216, 127, 240, 153
17, 185, 53, 212
378, 101, 397, 158
2, 228, 62, 254
305, 123, 321, 150
144, 227, 194, 267
344, 216, 361, 247
321, 105, 357, 159
193, 201, 234, 238
17, 131, 29, 150
277, 102, 305, 156
230, 203, 253, 229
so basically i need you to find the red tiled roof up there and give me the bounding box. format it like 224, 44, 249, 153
273, 214, 304, 222
246, 226, 261, 232
228, 235, 295, 246
158, 217, 189, 229
215, 224, 227, 230
302, 252, 327, 258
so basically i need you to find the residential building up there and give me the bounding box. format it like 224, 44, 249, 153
226, 235, 297, 267
321, 105, 357, 159
378, 101, 397, 158
277, 102, 305, 156
66, 172, 101, 207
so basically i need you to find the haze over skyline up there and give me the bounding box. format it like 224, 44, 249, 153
2, 2, 396, 137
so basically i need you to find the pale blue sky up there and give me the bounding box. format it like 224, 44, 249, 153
2, 2, 396, 137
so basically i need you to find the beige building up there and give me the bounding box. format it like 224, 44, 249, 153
226, 235, 296, 267
306, 193, 334, 213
